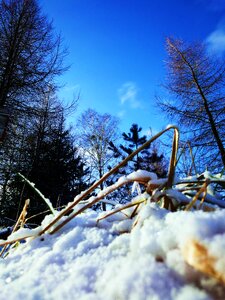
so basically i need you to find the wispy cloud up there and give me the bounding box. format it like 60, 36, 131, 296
206, 28, 225, 54
199, 0, 225, 54
118, 82, 142, 109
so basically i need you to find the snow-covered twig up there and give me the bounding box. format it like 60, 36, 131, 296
50, 171, 155, 235
97, 196, 148, 222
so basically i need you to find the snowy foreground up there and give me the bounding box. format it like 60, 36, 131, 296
1, 202, 225, 300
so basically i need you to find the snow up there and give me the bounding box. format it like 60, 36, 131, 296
0, 202, 225, 299
127, 170, 158, 181
148, 178, 168, 186
166, 124, 177, 129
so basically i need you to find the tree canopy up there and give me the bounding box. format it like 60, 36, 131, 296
0, 0, 67, 110
159, 37, 225, 171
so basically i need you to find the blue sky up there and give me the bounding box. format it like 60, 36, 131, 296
40, 0, 225, 135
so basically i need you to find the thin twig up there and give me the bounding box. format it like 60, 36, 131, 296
185, 179, 210, 211
188, 141, 198, 176
167, 127, 179, 188
0, 199, 30, 257
0, 235, 33, 248
97, 199, 147, 222
198, 185, 209, 210
50, 175, 151, 235
130, 203, 141, 218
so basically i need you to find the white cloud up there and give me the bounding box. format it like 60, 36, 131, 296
206, 28, 225, 54
118, 82, 142, 109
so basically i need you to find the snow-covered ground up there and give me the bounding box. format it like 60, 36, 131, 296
1, 201, 225, 300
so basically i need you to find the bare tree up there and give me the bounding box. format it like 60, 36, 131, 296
77, 109, 119, 180
158, 37, 225, 170
77, 109, 120, 209
0, 0, 67, 109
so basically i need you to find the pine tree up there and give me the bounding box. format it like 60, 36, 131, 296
107, 124, 167, 204
0, 93, 88, 226
120, 124, 151, 171
21, 122, 88, 223
109, 124, 167, 177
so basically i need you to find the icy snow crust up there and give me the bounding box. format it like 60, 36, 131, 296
1, 204, 225, 299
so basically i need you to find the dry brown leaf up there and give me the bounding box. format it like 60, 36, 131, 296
182, 240, 225, 285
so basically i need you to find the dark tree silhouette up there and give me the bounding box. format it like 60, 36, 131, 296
0, 92, 88, 226
107, 124, 167, 205
107, 122, 167, 200
109, 124, 167, 176
120, 124, 150, 171
0, 0, 67, 109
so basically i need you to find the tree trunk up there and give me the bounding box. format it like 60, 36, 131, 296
194, 77, 225, 168
175, 42, 225, 169
99, 167, 106, 211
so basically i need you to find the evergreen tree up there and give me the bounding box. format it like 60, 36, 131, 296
109, 123, 167, 177
107, 124, 167, 204
19, 120, 89, 224
120, 124, 151, 171
0, 92, 88, 226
